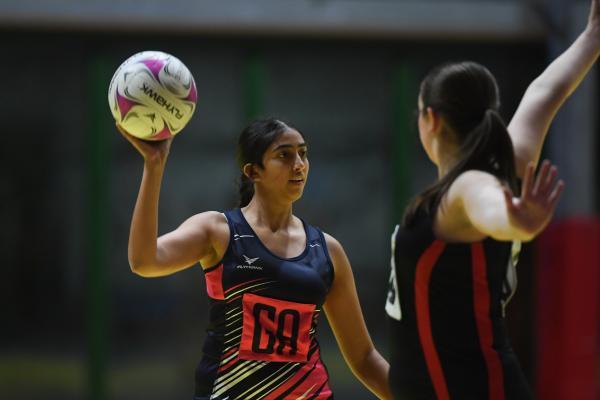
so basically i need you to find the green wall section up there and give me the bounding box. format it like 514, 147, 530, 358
243, 53, 265, 122
86, 57, 111, 400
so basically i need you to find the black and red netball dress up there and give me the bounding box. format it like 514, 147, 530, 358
386, 211, 532, 400
194, 209, 335, 400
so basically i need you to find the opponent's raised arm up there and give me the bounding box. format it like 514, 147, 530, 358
323, 234, 392, 400
508, 0, 600, 177
119, 124, 218, 278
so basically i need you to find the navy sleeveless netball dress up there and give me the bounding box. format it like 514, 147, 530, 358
385, 210, 533, 400
195, 209, 335, 400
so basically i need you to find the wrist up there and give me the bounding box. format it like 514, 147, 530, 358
144, 156, 167, 171
583, 23, 600, 45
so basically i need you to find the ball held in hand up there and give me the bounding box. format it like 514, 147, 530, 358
108, 51, 197, 140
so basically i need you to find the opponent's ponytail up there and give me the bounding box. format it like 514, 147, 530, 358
403, 62, 518, 227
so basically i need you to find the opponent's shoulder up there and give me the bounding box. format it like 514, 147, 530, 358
453, 169, 499, 187
447, 169, 503, 203
437, 170, 505, 242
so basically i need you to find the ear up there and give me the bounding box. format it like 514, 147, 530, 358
425, 106, 443, 135
243, 163, 261, 182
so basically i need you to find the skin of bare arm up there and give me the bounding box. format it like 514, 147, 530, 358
436, 161, 564, 243
323, 233, 392, 400
118, 124, 228, 277
508, 0, 600, 177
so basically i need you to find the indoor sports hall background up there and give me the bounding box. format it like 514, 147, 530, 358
0, 0, 598, 399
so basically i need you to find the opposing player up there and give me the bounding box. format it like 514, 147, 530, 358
385, 0, 600, 398
119, 118, 391, 399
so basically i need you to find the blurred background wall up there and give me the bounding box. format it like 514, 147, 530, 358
0, 1, 598, 399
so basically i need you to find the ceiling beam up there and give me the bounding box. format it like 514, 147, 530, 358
0, 0, 548, 40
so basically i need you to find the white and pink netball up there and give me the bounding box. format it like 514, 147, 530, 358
108, 51, 197, 140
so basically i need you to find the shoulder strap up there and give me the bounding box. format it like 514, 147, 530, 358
305, 221, 334, 266
302, 219, 322, 244
223, 209, 255, 237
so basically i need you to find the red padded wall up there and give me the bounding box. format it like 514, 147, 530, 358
535, 219, 600, 400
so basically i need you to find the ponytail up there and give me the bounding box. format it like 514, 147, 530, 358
238, 174, 254, 208
403, 108, 518, 227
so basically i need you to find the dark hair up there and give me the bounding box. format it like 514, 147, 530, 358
403, 61, 518, 227
236, 118, 302, 207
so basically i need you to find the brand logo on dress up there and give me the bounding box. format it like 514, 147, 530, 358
234, 233, 255, 241
237, 255, 263, 271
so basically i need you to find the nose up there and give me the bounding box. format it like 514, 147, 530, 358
293, 152, 306, 172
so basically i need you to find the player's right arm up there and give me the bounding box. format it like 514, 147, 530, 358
119, 124, 226, 277
508, 0, 600, 178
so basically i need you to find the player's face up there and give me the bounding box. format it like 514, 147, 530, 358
257, 128, 309, 203
417, 95, 437, 164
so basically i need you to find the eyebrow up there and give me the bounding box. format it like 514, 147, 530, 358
271, 143, 307, 152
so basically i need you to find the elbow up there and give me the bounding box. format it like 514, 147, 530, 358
348, 346, 377, 378
516, 230, 537, 243
528, 77, 572, 104
506, 219, 540, 242
487, 228, 534, 243
488, 226, 536, 243
128, 260, 158, 278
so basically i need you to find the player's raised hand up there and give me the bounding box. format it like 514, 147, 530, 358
117, 123, 173, 165
503, 160, 565, 240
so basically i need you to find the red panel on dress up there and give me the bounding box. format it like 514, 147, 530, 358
204, 264, 225, 300
239, 293, 315, 362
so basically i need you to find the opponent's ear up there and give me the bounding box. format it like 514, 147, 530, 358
243, 163, 261, 182
424, 106, 443, 136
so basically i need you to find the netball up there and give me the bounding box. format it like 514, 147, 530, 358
108, 51, 197, 140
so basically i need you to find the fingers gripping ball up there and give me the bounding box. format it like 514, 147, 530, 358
108, 51, 197, 140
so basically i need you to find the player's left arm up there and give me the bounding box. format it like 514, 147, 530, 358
448, 162, 564, 242
508, 0, 600, 177
323, 233, 392, 400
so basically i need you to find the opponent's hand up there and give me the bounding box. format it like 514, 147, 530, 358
503, 160, 565, 240
116, 123, 173, 165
